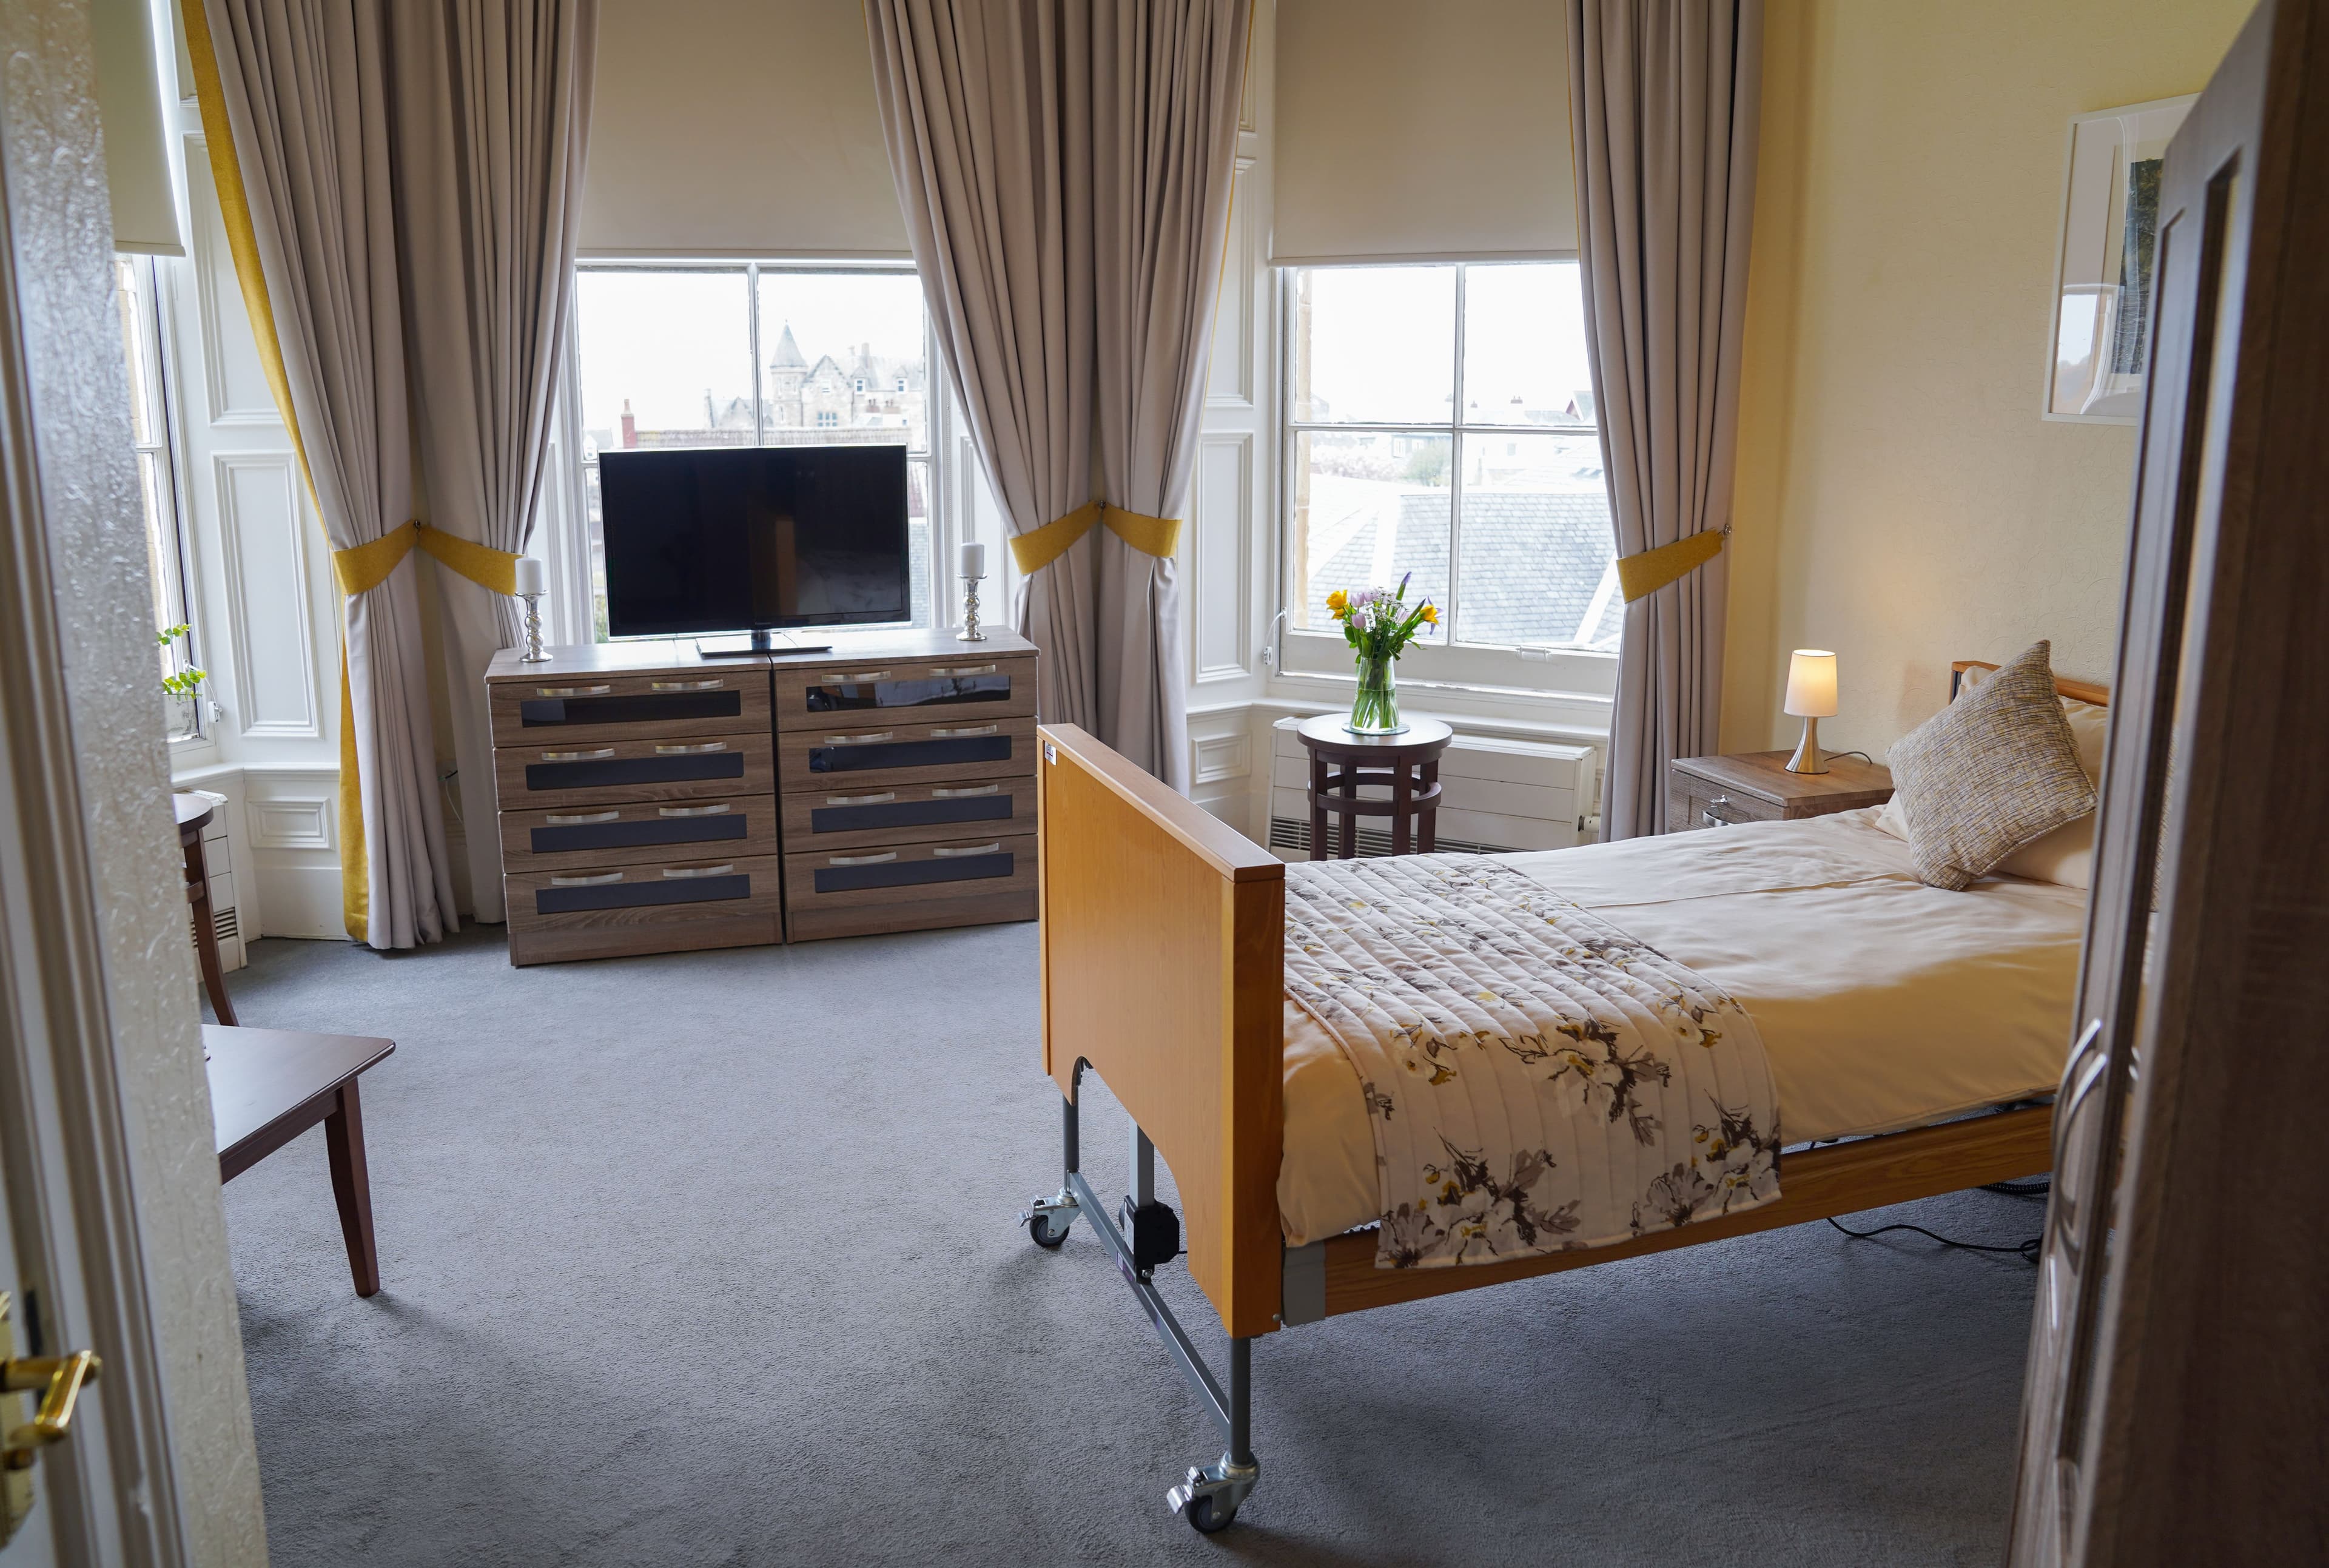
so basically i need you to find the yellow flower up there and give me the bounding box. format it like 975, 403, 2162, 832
1420, 604, 1439, 625
1326, 588, 1349, 617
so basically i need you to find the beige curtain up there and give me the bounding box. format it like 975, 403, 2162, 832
1089, 0, 1249, 791
195, 0, 457, 947
865, 0, 1101, 732
389, 1, 597, 924
1568, 0, 1763, 840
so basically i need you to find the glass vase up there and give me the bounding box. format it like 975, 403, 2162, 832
1348, 652, 1404, 735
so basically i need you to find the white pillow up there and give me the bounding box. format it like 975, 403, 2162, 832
1876, 668, 2108, 888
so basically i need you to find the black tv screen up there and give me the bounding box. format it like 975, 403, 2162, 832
599, 445, 910, 637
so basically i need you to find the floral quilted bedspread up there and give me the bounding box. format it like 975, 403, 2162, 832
1283, 854, 1782, 1269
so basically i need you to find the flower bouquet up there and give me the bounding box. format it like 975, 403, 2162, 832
1326, 573, 1437, 735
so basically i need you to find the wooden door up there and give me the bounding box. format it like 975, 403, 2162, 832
2008, 2, 2329, 1561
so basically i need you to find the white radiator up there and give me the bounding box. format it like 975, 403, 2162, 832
1268, 717, 1596, 859
185, 788, 247, 972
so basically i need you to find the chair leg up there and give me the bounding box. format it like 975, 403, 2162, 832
324, 1082, 381, 1297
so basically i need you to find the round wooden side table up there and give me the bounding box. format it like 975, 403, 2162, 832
1293, 713, 1454, 860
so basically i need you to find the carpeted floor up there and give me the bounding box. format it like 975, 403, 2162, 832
220, 921, 2045, 1567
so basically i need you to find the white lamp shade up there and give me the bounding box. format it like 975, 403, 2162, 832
1784, 650, 1839, 718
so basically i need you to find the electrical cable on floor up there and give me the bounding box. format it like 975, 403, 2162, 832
1812, 1117, 2051, 1263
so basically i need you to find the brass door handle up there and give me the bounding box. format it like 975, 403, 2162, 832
3, 1350, 101, 1465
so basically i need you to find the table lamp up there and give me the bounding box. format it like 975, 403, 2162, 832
1784, 649, 1838, 774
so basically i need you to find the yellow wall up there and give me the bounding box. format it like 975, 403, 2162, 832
1724, 0, 2251, 756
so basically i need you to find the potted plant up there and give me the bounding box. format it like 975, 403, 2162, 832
1326, 573, 1437, 735
158, 622, 206, 733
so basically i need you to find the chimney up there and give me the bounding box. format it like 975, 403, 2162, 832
620, 398, 637, 448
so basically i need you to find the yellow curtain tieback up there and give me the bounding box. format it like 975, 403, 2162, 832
1008, 499, 1182, 576
1615, 528, 1728, 604
332, 520, 521, 597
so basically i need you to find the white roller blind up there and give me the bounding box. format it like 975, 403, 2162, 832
96, 0, 184, 255
580, 0, 908, 259
1272, 0, 1575, 266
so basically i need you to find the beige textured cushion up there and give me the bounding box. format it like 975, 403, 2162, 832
1884, 641, 2098, 890
1878, 666, 2108, 887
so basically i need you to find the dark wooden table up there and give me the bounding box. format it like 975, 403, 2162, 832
175, 792, 237, 1025
1294, 713, 1456, 859
207, 1023, 395, 1297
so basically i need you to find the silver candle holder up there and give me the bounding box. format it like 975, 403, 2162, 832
519, 591, 549, 662
958, 574, 987, 642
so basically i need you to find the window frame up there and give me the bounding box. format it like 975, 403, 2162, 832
115, 253, 203, 742
1274, 260, 1621, 702
567, 258, 941, 641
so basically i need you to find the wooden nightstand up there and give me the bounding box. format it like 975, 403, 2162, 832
1667, 750, 1893, 833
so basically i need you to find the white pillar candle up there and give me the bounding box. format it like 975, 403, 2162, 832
511, 556, 546, 596
958, 540, 986, 579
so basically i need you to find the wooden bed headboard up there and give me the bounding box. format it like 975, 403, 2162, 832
1951, 659, 2111, 706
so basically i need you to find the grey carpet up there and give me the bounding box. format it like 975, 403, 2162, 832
220, 923, 2044, 1567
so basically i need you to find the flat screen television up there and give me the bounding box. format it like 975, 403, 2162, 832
599, 444, 910, 644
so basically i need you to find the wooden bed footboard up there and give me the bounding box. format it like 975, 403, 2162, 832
1037, 725, 1286, 1338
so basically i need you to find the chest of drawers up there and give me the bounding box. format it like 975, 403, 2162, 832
486, 629, 1040, 963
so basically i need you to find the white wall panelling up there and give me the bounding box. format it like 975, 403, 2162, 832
1192, 432, 1254, 685
186, 134, 276, 424
214, 451, 323, 737
240, 768, 345, 938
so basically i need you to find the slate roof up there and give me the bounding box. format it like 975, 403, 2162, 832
1303, 485, 1619, 651
768, 322, 808, 370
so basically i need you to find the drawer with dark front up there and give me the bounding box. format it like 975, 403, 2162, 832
783, 832, 1035, 942
489, 670, 770, 745
495, 733, 774, 807
780, 775, 1036, 853
773, 656, 1036, 731
778, 715, 1035, 792
499, 796, 778, 873
1667, 779, 1783, 832
505, 851, 784, 945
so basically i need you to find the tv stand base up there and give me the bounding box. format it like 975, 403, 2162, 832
696, 631, 832, 658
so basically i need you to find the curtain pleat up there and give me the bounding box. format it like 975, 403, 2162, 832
388, 1, 597, 923
1568, 0, 1763, 840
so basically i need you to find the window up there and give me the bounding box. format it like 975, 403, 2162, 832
1282, 262, 1619, 685
571, 264, 935, 639
113, 255, 200, 740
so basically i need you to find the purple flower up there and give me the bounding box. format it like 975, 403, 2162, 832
1397, 571, 1412, 599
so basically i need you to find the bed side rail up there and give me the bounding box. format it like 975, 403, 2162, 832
1037, 724, 1285, 1339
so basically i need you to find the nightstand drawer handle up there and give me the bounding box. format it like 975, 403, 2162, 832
650, 678, 726, 691
657, 803, 731, 818
931, 724, 998, 738
661, 863, 734, 879
931, 842, 1002, 858
828, 850, 897, 866
653, 741, 728, 755
825, 732, 894, 745
534, 684, 611, 698
549, 870, 625, 887
541, 747, 615, 761
825, 791, 896, 806
842, 670, 893, 682
930, 664, 996, 677
544, 810, 622, 826
1702, 795, 1738, 828
930, 783, 999, 799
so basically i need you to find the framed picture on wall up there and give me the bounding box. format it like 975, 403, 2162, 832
2043, 94, 2196, 424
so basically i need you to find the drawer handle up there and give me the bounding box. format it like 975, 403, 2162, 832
932, 842, 1003, 858
841, 670, 892, 682
658, 803, 732, 818
653, 741, 729, 755
827, 850, 898, 866
825, 791, 896, 806
930, 783, 1000, 799
534, 684, 611, 698
1702, 795, 1738, 828
661, 863, 735, 880
548, 870, 625, 887
930, 724, 999, 739
650, 678, 727, 691
544, 810, 622, 826
825, 732, 895, 745
541, 747, 616, 762
930, 664, 997, 677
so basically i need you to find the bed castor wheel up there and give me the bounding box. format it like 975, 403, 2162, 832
1021, 1190, 1078, 1248
1167, 1455, 1257, 1534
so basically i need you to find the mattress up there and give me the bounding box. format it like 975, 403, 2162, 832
1279, 807, 2088, 1247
